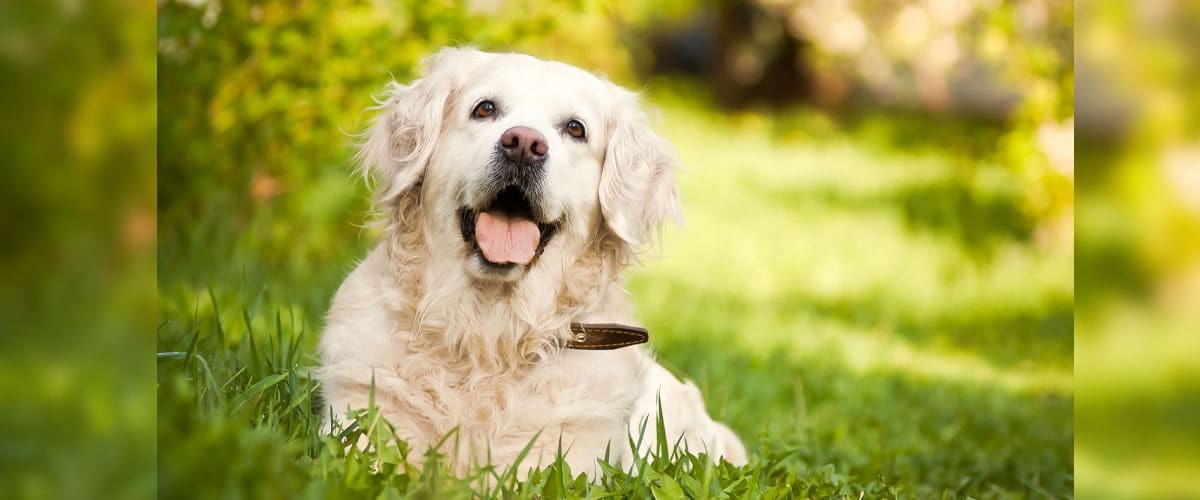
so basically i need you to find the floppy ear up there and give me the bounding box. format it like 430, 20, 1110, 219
599, 86, 684, 249
357, 47, 487, 205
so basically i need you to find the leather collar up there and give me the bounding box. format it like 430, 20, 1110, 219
565, 323, 648, 350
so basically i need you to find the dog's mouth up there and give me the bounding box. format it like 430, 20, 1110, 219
459, 186, 558, 269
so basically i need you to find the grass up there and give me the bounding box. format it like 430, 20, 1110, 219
157, 97, 1073, 498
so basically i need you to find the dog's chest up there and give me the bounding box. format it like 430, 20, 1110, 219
400, 350, 647, 450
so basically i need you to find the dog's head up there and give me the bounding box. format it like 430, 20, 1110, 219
359, 48, 682, 283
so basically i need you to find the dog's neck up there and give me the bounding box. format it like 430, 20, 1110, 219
383, 194, 633, 375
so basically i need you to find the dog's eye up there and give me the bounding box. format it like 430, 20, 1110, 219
564, 119, 586, 140
472, 100, 496, 119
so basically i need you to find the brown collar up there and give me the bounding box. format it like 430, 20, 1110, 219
565, 323, 648, 350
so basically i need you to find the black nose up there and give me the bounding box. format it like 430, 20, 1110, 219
499, 126, 547, 164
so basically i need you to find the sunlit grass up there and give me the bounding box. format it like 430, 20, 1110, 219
634, 98, 1073, 370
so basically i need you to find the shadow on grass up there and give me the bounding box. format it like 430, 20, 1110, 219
776, 289, 1074, 369
889, 180, 1034, 253
751, 171, 1036, 258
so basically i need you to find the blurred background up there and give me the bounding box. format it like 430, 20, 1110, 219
0, 1, 156, 499
1075, 0, 1200, 498
3, 0, 1196, 497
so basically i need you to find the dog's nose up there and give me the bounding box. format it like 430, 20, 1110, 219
499, 126, 547, 164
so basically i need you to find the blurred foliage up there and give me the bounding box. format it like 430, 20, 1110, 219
1075, 0, 1200, 498
1, 0, 155, 499
639, 0, 1074, 225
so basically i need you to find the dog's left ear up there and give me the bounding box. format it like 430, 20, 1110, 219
599, 86, 684, 249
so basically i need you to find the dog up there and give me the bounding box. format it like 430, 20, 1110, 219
317, 47, 747, 476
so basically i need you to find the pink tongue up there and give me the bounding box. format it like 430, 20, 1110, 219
475, 211, 540, 265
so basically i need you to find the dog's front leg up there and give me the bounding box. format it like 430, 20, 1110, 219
625, 362, 748, 468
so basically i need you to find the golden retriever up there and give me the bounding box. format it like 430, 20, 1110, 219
317, 47, 746, 475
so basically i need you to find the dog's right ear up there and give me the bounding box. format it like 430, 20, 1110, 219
598, 85, 684, 251
358, 47, 487, 205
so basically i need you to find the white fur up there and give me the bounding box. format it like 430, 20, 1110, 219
317, 48, 747, 476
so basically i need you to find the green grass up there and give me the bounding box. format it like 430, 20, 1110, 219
157, 98, 1073, 498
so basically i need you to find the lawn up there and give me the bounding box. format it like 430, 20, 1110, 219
157, 96, 1073, 498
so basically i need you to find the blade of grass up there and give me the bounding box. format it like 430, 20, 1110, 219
207, 286, 225, 349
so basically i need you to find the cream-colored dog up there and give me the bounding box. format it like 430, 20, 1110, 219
317, 47, 746, 475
